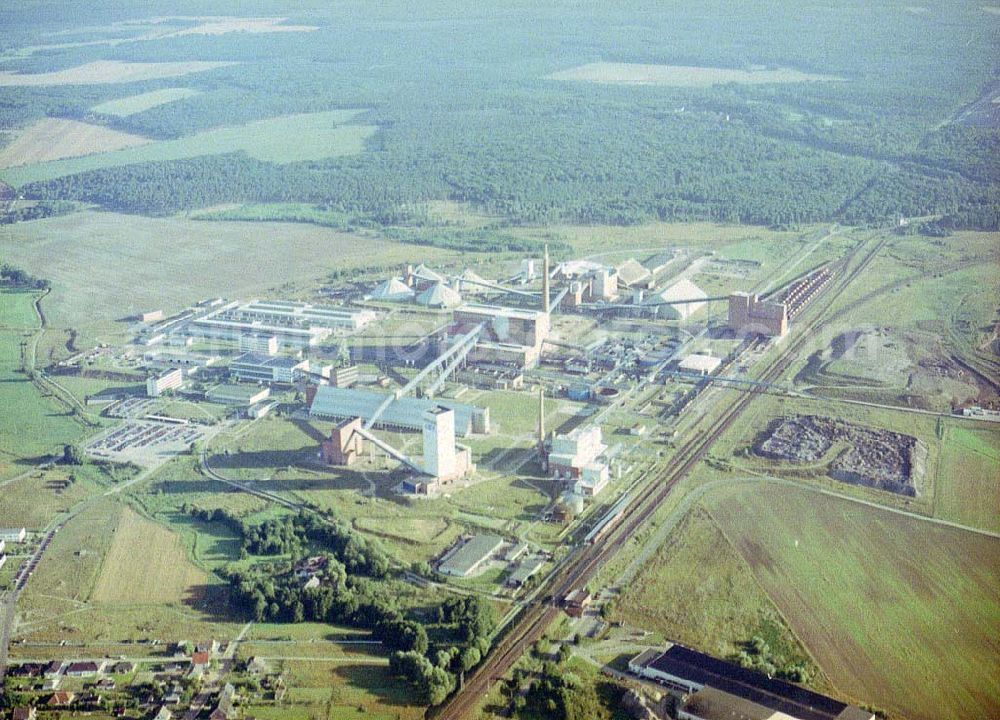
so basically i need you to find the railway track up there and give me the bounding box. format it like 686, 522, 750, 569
432, 234, 889, 720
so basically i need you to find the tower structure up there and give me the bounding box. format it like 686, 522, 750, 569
423, 406, 456, 479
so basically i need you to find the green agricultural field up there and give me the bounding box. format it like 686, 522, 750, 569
705, 482, 1000, 720
2, 110, 376, 186
0, 211, 457, 350
935, 422, 1000, 533
0, 289, 42, 328
606, 504, 821, 682
0, 292, 83, 479
250, 658, 423, 720
91, 87, 202, 116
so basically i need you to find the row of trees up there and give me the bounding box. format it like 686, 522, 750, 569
0, 262, 49, 289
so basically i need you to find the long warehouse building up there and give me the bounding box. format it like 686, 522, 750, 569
309, 385, 490, 436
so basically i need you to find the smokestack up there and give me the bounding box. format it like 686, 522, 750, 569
543, 244, 550, 314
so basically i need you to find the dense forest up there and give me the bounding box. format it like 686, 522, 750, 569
1, 1, 997, 230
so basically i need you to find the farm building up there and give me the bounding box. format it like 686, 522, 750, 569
438, 534, 504, 577
629, 644, 874, 720
678, 353, 722, 375
309, 385, 490, 436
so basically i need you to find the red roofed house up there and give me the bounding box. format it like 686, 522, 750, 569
192, 651, 211, 667
47, 691, 75, 707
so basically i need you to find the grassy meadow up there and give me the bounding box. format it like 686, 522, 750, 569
0, 210, 457, 348
935, 422, 1000, 533
0, 291, 83, 480
607, 504, 821, 681
706, 482, 1000, 720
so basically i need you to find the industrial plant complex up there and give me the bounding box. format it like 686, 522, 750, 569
9, 231, 960, 720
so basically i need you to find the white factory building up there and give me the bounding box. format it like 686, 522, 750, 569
678, 353, 722, 375
229, 352, 309, 384
0, 528, 27, 543
421, 406, 473, 481
550, 425, 608, 481
189, 300, 376, 348
146, 368, 183, 397
239, 333, 279, 356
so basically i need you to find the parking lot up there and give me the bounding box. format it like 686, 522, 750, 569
86, 420, 208, 467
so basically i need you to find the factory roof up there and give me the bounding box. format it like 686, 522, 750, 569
554, 259, 604, 278
413, 264, 444, 282
206, 384, 270, 405
507, 557, 545, 585
370, 277, 415, 301
456, 303, 546, 320
644, 645, 866, 720
678, 354, 722, 374
439, 534, 504, 576
309, 385, 485, 436
645, 277, 707, 305
458, 269, 491, 289
244, 300, 372, 321
416, 282, 462, 308
617, 258, 653, 286
231, 352, 305, 369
